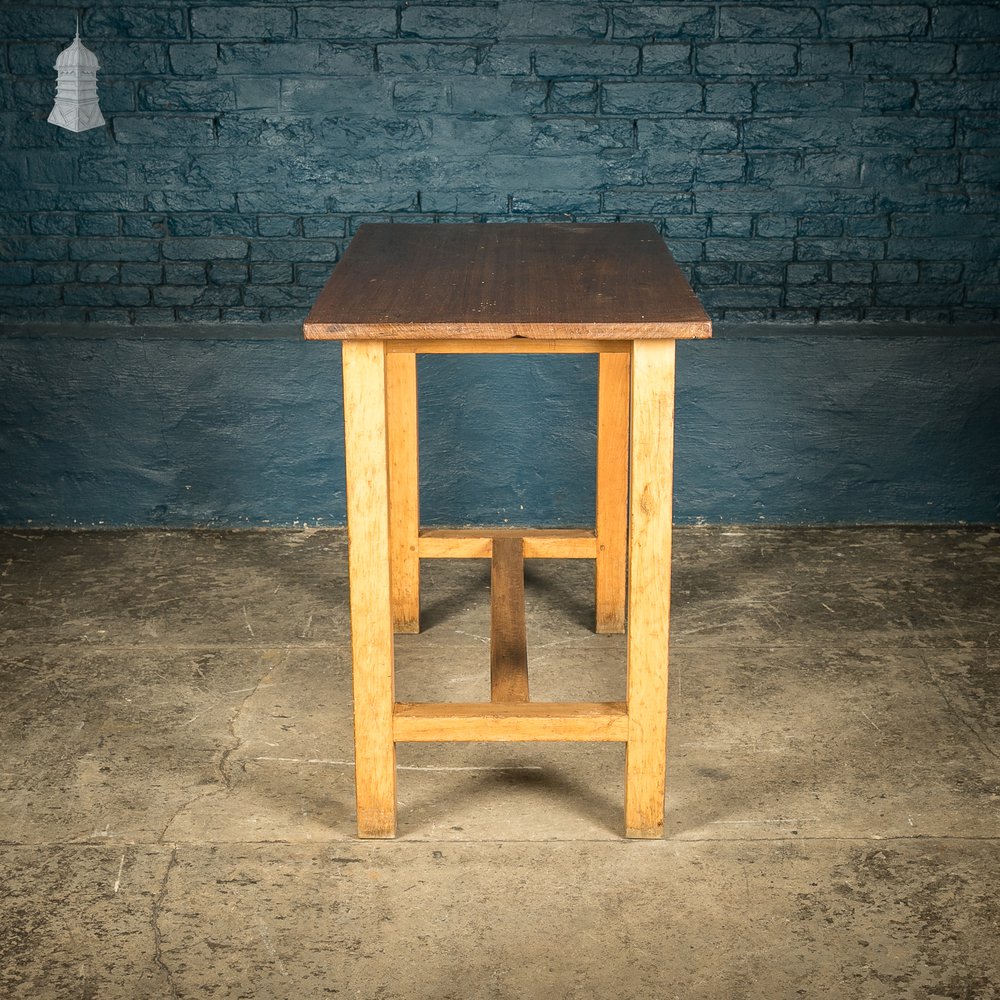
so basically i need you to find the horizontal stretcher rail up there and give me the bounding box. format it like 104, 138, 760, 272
418, 528, 598, 559
385, 339, 632, 355
393, 702, 629, 742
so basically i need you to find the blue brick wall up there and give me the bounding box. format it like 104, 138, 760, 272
1, 1, 999, 326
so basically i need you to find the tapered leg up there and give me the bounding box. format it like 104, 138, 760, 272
595, 350, 630, 634
342, 341, 397, 838
386, 349, 420, 633
624, 340, 675, 839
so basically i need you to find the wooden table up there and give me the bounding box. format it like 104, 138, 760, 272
304, 222, 711, 838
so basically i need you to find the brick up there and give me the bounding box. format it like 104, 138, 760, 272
218, 42, 322, 75
121, 263, 164, 284
786, 284, 871, 307
69, 238, 159, 262
0, 263, 32, 284
755, 215, 797, 238
149, 190, 238, 212
852, 42, 954, 76
510, 190, 602, 213
0, 285, 63, 306
212, 216, 256, 237
164, 263, 207, 283
957, 44, 1000, 74
799, 216, 843, 237
401, 6, 498, 39
8, 42, 63, 76
23, 151, 77, 187
846, 216, 889, 238
420, 189, 507, 213
756, 79, 858, 112
963, 153, 1000, 184
549, 82, 598, 113
31, 263, 76, 284
153, 284, 241, 307
302, 217, 346, 238
696, 154, 747, 183
601, 82, 702, 114
893, 213, 998, 237
78, 262, 121, 283
217, 114, 315, 147
613, 6, 715, 40
796, 238, 885, 260
853, 117, 954, 148
699, 285, 782, 308
76, 154, 128, 188
480, 43, 533, 75
720, 6, 820, 38
711, 215, 753, 237
162, 238, 248, 261
377, 43, 478, 74
961, 117, 1000, 148
643, 153, 694, 184
250, 238, 340, 262
787, 262, 829, 283
831, 262, 873, 283
863, 81, 915, 111
208, 261, 247, 285
244, 284, 317, 307
84, 6, 187, 39
451, 78, 547, 114
0, 8, 67, 38
694, 262, 737, 283
862, 151, 959, 186
932, 4, 1000, 37
641, 119, 739, 150
281, 78, 391, 113
257, 215, 298, 237
921, 261, 964, 282
697, 43, 798, 76
296, 6, 397, 40
249, 263, 292, 283
499, 4, 606, 39
295, 263, 336, 286
919, 79, 1000, 110
877, 261, 919, 283
76, 214, 121, 237
0, 234, 59, 270
534, 43, 639, 77
393, 81, 451, 113
113, 115, 215, 146
696, 187, 872, 215
827, 5, 929, 38
705, 84, 753, 113
169, 43, 220, 76
234, 77, 282, 110
191, 7, 292, 40
798, 43, 851, 75
705, 238, 795, 261
742, 116, 849, 149
875, 283, 964, 306
602, 189, 693, 214
641, 44, 692, 75
30, 214, 76, 237
92, 42, 170, 76
139, 81, 236, 112
64, 284, 151, 306
326, 42, 379, 75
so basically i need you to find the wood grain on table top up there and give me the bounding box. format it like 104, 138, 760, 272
303, 222, 712, 341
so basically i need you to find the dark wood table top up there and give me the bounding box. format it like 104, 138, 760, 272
303, 222, 711, 341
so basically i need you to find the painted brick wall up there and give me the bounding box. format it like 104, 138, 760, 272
1, 0, 999, 327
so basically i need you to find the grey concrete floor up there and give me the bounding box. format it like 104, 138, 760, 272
0, 526, 997, 999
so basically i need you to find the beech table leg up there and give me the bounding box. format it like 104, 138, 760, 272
624, 339, 675, 839
386, 349, 420, 634
595, 350, 630, 634
342, 341, 397, 839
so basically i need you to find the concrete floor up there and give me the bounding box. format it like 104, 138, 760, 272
0, 526, 997, 999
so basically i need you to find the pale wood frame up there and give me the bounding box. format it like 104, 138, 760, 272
342, 338, 676, 839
